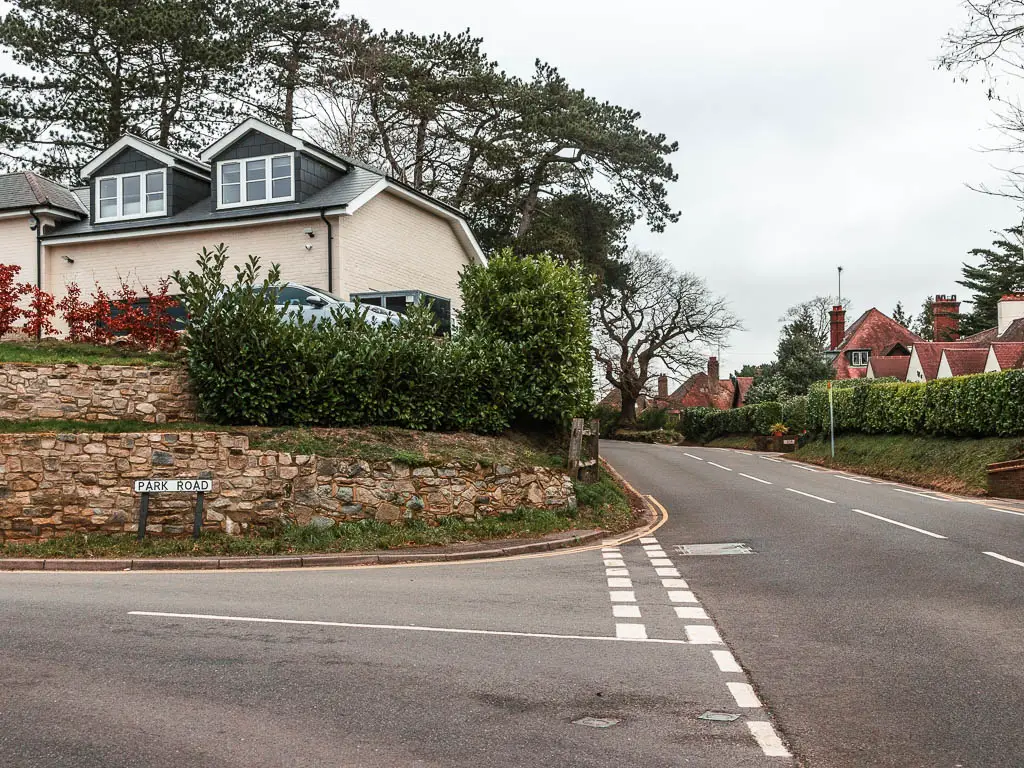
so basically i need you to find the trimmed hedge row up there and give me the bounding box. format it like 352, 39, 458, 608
805, 370, 1024, 438
679, 402, 785, 443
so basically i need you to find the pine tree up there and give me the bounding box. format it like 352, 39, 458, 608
892, 301, 911, 329
913, 297, 934, 341
957, 226, 1024, 336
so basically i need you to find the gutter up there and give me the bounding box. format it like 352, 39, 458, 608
320, 208, 334, 294
28, 208, 42, 340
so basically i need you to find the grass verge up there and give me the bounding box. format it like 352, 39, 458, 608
706, 435, 759, 450
790, 434, 1024, 496
0, 470, 636, 559
0, 341, 178, 367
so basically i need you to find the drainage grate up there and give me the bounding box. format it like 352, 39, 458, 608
674, 543, 754, 556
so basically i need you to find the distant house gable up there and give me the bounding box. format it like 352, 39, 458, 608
830, 308, 923, 379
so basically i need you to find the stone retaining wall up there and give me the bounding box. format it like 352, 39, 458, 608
0, 432, 575, 542
0, 364, 197, 423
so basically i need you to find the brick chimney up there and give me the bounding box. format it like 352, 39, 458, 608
829, 305, 846, 350
657, 374, 668, 398
707, 357, 720, 394
932, 295, 961, 342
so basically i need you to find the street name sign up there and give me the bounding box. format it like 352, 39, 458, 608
134, 478, 213, 493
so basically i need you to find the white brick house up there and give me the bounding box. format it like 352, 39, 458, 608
0, 118, 485, 322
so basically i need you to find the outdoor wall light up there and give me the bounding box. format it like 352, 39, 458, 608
62, 255, 75, 264
304, 243, 313, 252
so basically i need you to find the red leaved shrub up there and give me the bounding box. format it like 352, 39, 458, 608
21, 286, 57, 338
0, 264, 28, 336
108, 277, 179, 350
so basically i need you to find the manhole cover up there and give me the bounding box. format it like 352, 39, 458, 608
698, 711, 741, 722
572, 717, 620, 728
675, 543, 753, 556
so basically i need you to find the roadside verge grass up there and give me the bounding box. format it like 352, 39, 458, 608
790, 434, 1024, 496
0, 341, 178, 367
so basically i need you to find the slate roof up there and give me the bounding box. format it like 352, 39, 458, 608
999, 318, 1024, 342
867, 356, 911, 381
941, 348, 988, 377
831, 308, 923, 379
0, 172, 87, 215
45, 164, 386, 240
667, 373, 753, 410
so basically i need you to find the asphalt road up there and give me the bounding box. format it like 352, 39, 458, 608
1, 530, 791, 766
603, 442, 1024, 768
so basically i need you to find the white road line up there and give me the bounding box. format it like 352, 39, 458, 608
988, 507, 1024, 518
838, 475, 872, 485
656, 567, 681, 577
984, 551, 1024, 569
639, 537, 660, 544
851, 509, 947, 539
761, 457, 783, 463
642, 544, 663, 551
612, 604, 642, 618
662, 578, 689, 589
607, 577, 633, 588
685, 625, 723, 644
711, 650, 742, 673
786, 488, 836, 504
602, 559, 626, 568
667, 590, 698, 603
707, 462, 733, 472
727, 682, 762, 708
605, 568, 630, 577
739, 473, 772, 485
683, 453, 704, 461
616, 623, 648, 639
736, 451, 754, 456
795, 464, 820, 473
674, 606, 710, 620
609, 591, 637, 602
128, 611, 692, 645
645, 551, 667, 559
650, 558, 674, 567
893, 487, 951, 502
747, 721, 792, 758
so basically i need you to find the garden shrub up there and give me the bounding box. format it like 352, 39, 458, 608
594, 404, 622, 438
174, 245, 583, 433
637, 406, 671, 431
458, 249, 593, 427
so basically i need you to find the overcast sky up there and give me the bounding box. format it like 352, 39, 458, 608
344, 0, 1021, 378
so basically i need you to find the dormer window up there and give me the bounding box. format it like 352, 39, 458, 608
95, 170, 166, 221
849, 350, 870, 367
217, 153, 293, 208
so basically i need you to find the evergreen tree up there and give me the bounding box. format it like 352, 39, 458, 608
957, 226, 1024, 336
913, 297, 934, 341
892, 301, 911, 329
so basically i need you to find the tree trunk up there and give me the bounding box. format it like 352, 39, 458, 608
413, 116, 427, 188
620, 393, 638, 426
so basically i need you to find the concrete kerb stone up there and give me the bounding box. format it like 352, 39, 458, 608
2, 530, 609, 572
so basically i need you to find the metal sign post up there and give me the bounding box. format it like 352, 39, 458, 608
828, 381, 836, 462
134, 478, 214, 541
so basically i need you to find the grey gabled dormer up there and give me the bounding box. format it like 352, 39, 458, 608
80, 135, 210, 224
200, 118, 347, 213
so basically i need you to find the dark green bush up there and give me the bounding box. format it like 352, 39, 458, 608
459, 249, 593, 427
637, 406, 671, 431
594, 404, 622, 438
174, 245, 561, 433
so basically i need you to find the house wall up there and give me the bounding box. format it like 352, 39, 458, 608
0, 214, 38, 283
44, 217, 330, 299
906, 348, 927, 382
169, 169, 210, 215
936, 355, 953, 379
986, 348, 1002, 373
336, 190, 473, 314
296, 153, 342, 201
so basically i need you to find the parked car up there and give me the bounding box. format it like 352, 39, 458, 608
258, 283, 402, 327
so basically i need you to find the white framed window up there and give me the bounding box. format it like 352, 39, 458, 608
95, 170, 166, 222
849, 350, 870, 367
217, 153, 293, 208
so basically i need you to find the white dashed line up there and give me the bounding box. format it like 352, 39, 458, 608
707, 462, 733, 472
988, 507, 1024, 518
851, 509, 947, 539
612, 604, 642, 618
602, 559, 626, 568
656, 567, 681, 577
685, 625, 723, 644
711, 650, 742, 673
683, 453, 704, 461
662, 578, 689, 589
605, 568, 630, 576
747, 721, 792, 757
739, 473, 772, 485
736, 451, 754, 456
674, 606, 709, 620
607, 577, 633, 588
984, 551, 1024, 569
786, 488, 836, 504
609, 591, 637, 602
838, 475, 873, 485
642, 544, 663, 551
727, 681, 762, 708
667, 590, 697, 603
649, 558, 674, 567
616, 623, 648, 640
794, 464, 819, 473
639, 537, 659, 544
893, 488, 951, 502
601, 547, 620, 553
761, 457, 783, 463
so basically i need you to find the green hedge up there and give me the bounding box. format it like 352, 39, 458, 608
805, 371, 1024, 438
679, 401, 789, 443
174, 245, 592, 433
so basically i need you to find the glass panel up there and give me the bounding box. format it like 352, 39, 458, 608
272, 177, 291, 198
146, 193, 164, 213
100, 199, 117, 218
221, 162, 240, 185
271, 156, 291, 177
99, 178, 117, 199
122, 175, 141, 215
274, 286, 312, 306
145, 172, 163, 193
221, 184, 240, 205
246, 179, 266, 200
246, 159, 266, 180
